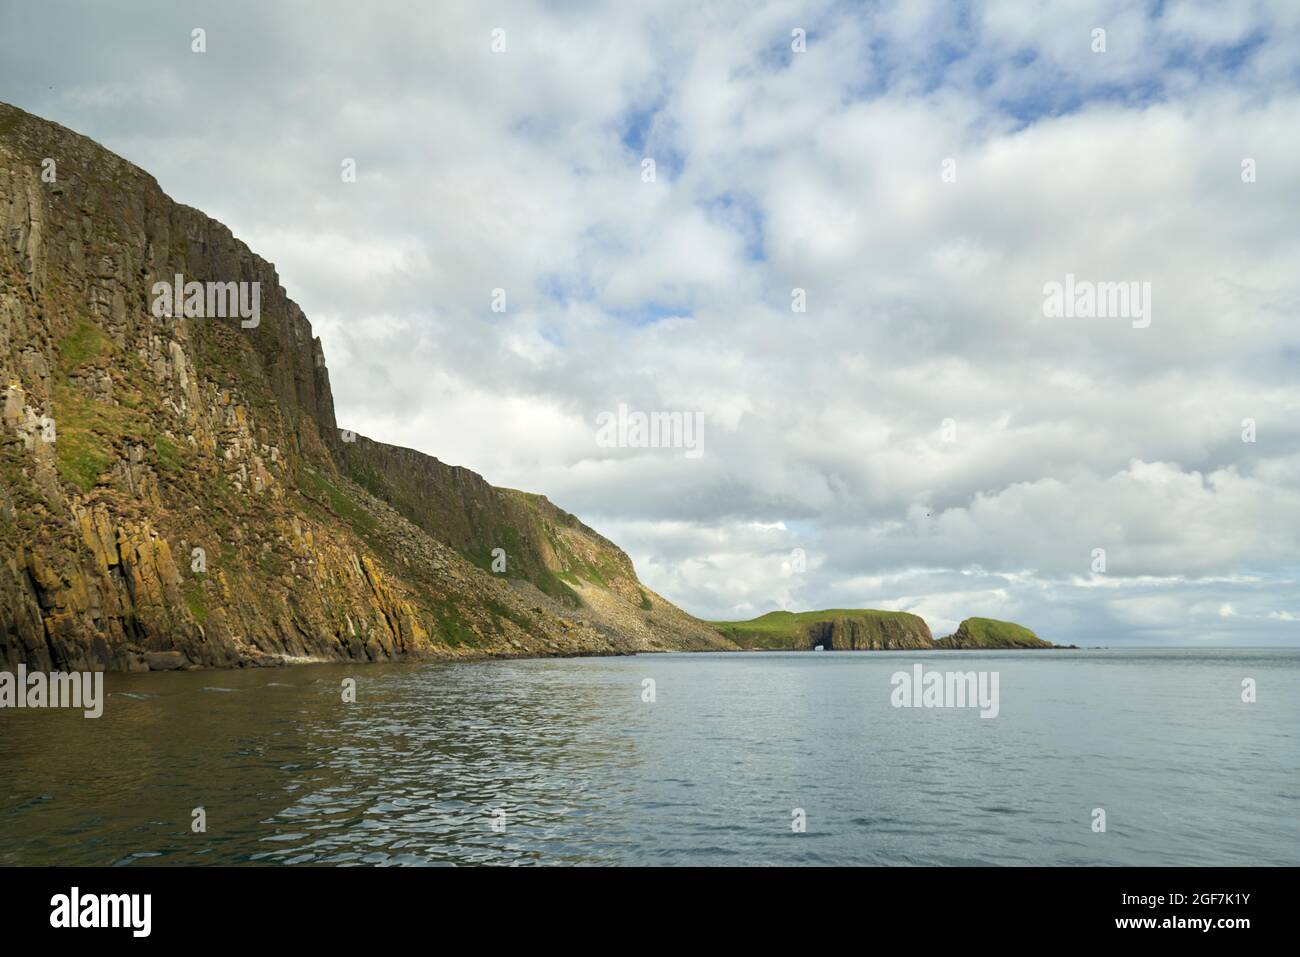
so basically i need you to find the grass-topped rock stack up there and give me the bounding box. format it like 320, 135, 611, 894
935, 617, 1052, 648
711, 610, 1054, 650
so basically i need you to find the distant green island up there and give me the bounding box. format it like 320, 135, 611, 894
709, 610, 1056, 651
936, 617, 1053, 649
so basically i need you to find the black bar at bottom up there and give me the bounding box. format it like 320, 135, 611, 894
0, 865, 1288, 943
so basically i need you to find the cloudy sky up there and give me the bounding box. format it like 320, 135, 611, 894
4, 1, 1299, 644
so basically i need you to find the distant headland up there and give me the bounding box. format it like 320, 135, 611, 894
709, 610, 1061, 650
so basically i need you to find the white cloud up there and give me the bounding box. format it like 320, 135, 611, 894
6, 0, 1299, 642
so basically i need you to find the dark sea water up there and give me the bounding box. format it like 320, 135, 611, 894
1, 648, 1296, 866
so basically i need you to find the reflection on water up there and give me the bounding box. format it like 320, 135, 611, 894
1, 649, 1297, 866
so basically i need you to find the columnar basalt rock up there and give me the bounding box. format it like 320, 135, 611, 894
0, 102, 734, 671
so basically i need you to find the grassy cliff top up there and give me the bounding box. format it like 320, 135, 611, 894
709, 609, 932, 650
940, 617, 1052, 648
709, 608, 922, 631
709, 609, 1052, 651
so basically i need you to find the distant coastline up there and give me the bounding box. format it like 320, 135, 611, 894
709, 610, 1063, 651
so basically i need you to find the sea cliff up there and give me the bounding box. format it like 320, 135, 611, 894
0, 102, 732, 671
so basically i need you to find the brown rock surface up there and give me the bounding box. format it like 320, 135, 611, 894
0, 102, 734, 671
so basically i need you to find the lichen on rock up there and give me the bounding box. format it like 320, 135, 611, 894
0, 101, 734, 672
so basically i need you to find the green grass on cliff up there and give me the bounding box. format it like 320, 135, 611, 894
57, 320, 114, 373
181, 577, 209, 626
52, 321, 115, 491
153, 434, 189, 473
945, 617, 1050, 648
712, 608, 919, 632
429, 597, 479, 647
299, 466, 376, 535
50, 320, 161, 493
52, 382, 147, 493
710, 609, 923, 649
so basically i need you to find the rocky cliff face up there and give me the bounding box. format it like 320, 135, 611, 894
712, 609, 1053, 650
805, 614, 934, 650
713, 610, 935, 650
0, 102, 733, 671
